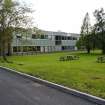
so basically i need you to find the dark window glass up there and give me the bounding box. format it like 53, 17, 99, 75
55, 41, 61, 45
32, 34, 37, 39
62, 36, 65, 40
68, 37, 72, 40
73, 37, 77, 40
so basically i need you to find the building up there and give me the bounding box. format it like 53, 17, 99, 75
12, 30, 80, 54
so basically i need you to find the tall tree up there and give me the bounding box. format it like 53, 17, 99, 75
0, 0, 33, 61
94, 8, 105, 54
77, 12, 92, 53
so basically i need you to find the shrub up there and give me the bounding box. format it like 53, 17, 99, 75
59, 55, 79, 61
97, 56, 105, 63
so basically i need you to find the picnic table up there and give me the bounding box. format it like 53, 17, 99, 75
97, 56, 105, 63
59, 55, 79, 61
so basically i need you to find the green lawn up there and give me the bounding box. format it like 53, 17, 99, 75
0, 51, 105, 98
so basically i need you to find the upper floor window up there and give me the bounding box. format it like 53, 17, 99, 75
72, 37, 77, 40
68, 36, 72, 40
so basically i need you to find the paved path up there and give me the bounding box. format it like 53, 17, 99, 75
0, 68, 97, 105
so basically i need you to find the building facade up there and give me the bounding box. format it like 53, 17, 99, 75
12, 30, 80, 54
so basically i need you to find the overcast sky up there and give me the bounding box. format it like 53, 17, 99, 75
21, 0, 105, 33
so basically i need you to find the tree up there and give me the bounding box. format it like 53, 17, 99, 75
77, 12, 92, 53
0, 0, 33, 61
93, 8, 105, 54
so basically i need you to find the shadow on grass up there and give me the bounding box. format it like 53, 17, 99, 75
74, 51, 103, 56
0, 58, 13, 64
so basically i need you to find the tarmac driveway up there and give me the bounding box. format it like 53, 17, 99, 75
0, 68, 97, 105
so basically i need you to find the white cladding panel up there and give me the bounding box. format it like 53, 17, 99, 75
55, 46, 62, 51
12, 39, 55, 46
61, 40, 76, 46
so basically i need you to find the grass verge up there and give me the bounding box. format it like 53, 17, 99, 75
0, 51, 105, 98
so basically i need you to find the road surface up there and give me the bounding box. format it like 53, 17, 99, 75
0, 68, 97, 105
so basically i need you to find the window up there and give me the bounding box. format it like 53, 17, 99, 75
73, 37, 77, 40
68, 36, 72, 40
62, 36, 65, 40
32, 34, 37, 39
55, 41, 61, 45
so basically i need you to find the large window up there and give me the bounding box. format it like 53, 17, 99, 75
68, 36, 72, 40
55, 36, 62, 45
72, 37, 77, 40
62, 46, 75, 50
32, 34, 37, 39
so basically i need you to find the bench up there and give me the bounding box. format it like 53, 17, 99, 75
97, 56, 105, 63
59, 55, 79, 61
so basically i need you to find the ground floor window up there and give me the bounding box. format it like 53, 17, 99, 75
62, 46, 75, 50
13, 46, 21, 52
13, 46, 41, 52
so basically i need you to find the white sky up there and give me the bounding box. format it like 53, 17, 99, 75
21, 0, 105, 33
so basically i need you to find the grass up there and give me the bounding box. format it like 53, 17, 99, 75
0, 51, 105, 98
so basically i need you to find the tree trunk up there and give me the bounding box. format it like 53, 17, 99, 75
102, 44, 105, 54
7, 42, 12, 56
2, 51, 7, 61
0, 43, 1, 56
1, 41, 8, 61
86, 46, 90, 54
101, 30, 105, 54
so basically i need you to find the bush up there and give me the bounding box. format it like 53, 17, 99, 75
97, 56, 105, 63
59, 55, 79, 61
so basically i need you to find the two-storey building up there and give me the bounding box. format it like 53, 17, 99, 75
12, 30, 80, 54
